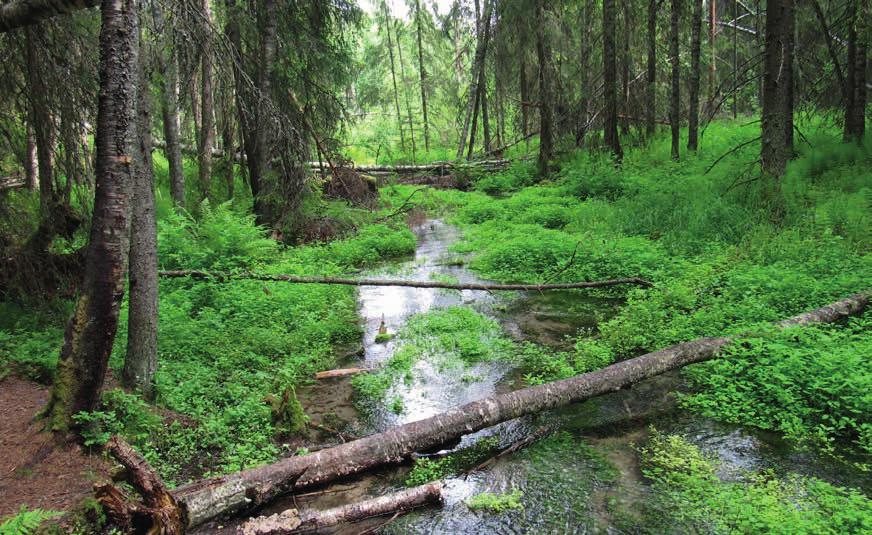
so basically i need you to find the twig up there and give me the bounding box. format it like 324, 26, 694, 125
704, 136, 761, 175
158, 270, 655, 291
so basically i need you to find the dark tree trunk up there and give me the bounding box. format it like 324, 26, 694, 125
645, 0, 657, 137
535, 0, 553, 175
620, 0, 631, 136
414, 0, 430, 152
844, 0, 868, 142
577, 0, 591, 147
761, 0, 794, 176
520, 55, 529, 144
24, 27, 55, 215
603, 0, 623, 161
222, 108, 234, 198
669, 0, 680, 160
688, 0, 702, 151
197, 0, 214, 202
124, 45, 158, 401
157, 17, 184, 208
708, 0, 717, 103
46, 0, 139, 433
251, 0, 277, 224
225, 0, 253, 193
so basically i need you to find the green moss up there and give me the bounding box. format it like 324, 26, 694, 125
466, 490, 524, 513
374, 332, 394, 344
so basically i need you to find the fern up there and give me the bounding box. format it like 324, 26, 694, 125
0, 506, 61, 535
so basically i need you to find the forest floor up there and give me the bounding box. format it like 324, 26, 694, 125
0, 376, 111, 518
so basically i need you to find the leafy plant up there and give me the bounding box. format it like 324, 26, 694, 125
466, 490, 524, 513
0, 506, 61, 535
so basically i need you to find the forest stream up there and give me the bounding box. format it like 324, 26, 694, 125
208, 219, 870, 534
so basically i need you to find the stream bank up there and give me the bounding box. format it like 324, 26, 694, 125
209, 218, 869, 534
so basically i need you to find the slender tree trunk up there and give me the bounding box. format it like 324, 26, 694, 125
646, 0, 657, 137
197, 0, 214, 202
457, 0, 492, 159
396, 21, 417, 162
414, 0, 430, 152
383, 6, 406, 155
844, 0, 868, 142
481, 64, 491, 153
688, 0, 702, 151
25, 123, 38, 190
225, 0, 253, 193
577, 0, 591, 146
46, 0, 139, 433
124, 40, 158, 401
251, 0, 277, 224
604, 0, 623, 161
732, 0, 738, 118
620, 0, 631, 135
222, 108, 234, 198
761, 0, 794, 176
160, 40, 185, 208
24, 27, 55, 215
810, 0, 847, 102
669, 0, 681, 160
520, 55, 529, 145
535, 0, 553, 175
709, 0, 717, 103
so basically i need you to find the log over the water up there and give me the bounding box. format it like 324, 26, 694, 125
157, 270, 653, 291
166, 291, 868, 529
238, 482, 443, 535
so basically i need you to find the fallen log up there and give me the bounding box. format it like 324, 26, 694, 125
314, 368, 368, 380
238, 482, 443, 535
162, 291, 867, 530
158, 270, 653, 291
96, 436, 185, 533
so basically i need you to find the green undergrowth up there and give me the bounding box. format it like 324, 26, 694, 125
352, 306, 513, 405
1, 202, 417, 485
382, 120, 870, 462
0, 506, 62, 535
682, 311, 872, 461
637, 430, 872, 534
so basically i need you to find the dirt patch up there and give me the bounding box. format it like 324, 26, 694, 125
0, 376, 111, 518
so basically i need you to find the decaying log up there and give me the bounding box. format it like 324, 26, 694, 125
98, 436, 185, 534
165, 291, 868, 529
314, 368, 368, 380
158, 270, 653, 291
238, 482, 443, 535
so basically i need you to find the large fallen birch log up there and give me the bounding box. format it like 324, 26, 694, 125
158, 270, 653, 291
160, 291, 868, 530
238, 482, 443, 535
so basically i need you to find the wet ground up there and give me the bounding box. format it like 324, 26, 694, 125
272, 219, 869, 534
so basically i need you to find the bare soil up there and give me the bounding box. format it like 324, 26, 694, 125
0, 376, 111, 518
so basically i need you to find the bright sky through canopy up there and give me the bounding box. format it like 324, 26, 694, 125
359, 0, 455, 20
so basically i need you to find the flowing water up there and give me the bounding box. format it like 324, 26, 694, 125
263, 219, 869, 534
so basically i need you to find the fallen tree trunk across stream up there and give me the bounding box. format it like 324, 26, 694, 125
158, 291, 867, 531
158, 270, 653, 291
239, 482, 443, 535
